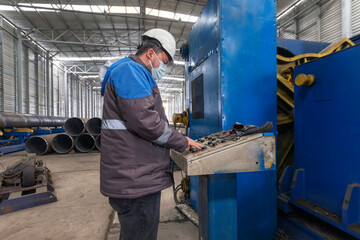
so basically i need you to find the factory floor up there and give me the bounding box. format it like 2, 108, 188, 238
0, 150, 198, 240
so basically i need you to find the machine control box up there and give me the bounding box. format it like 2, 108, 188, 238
171, 132, 275, 176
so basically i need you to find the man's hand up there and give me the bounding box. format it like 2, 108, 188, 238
186, 137, 203, 150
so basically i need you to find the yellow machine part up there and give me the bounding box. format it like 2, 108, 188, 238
173, 109, 189, 127
181, 176, 190, 195
4, 128, 34, 133
277, 38, 355, 65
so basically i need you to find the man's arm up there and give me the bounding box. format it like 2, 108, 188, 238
111, 63, 193, 152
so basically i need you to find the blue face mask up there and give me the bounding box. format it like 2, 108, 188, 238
149, 53, 167, 80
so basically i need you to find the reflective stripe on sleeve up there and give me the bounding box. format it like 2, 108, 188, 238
101, 119, 127, 130
153, 124, 172, 145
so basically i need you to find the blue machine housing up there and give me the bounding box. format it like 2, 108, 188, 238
277, 38, 329, 56
278, 44, 360, 239
185, 0, 277, 239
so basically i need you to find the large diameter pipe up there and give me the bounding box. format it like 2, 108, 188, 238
64, 118, 88, 136
52, 133, 75, 154
95, 135, 101, 151
75, 133, 95, 153
25, 133, 59, 155
85, 118, 102, 135
0, 112, 67, 128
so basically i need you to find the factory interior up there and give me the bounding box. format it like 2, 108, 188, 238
0, 0, 359, 239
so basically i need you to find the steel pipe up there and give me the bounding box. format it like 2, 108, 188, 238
85, 118, 102, 136
64, 118, 88, 136
25, 133, 59, 156
52, 133, 75, 154
0, 112, 67, 128
95, 135, 101, 151
75, 133, 95, 153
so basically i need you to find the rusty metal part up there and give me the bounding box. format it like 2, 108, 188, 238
25, 134, 59, 155
0, 155, 57, 215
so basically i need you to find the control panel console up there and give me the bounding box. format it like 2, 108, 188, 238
170, 132, 275, 175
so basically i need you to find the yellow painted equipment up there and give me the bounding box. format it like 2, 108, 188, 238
4, 128, 34, 133
172, 109, 189, 127
295, 74, 315, 86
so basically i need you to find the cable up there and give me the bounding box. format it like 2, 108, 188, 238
0, 157, 36, 184
170, 160, 188, 205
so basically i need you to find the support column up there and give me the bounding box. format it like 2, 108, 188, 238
85, 83, 88, 119
57, 70, 60, 116
76, 77, 80, 117
64, 67, 68, 117
0, 18, 4, 112
46, 51, 51, 115
79, 83, 84, 118
35, 53, 39, 115
89, 87, 91, 118
342, 0, 352, 38
16, 29, 23, 114
91, 89, 95, 117
316, 3, 321, 42
51, 62, 54, 116
294, 7, 298, 40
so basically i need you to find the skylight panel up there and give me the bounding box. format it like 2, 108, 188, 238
1, 4, 198, 23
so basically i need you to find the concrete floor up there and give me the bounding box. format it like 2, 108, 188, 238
107, 169, 199, 240
0, 150, 198, 240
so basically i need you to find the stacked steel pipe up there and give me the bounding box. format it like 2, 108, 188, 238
54, 117, 102, 154
25, 133, 59, 155
51, 133, 74, 154
24, 116, 102, 155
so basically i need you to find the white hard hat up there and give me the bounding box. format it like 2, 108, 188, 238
142, 28, 176, 63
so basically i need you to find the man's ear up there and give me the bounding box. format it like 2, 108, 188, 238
146, 48, 154, 59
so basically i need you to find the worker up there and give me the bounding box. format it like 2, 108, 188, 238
99, 28, 202, 240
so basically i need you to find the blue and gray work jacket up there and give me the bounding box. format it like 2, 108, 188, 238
100, 54, 188, 199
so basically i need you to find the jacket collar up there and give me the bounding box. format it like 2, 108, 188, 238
129, 54, 151, 73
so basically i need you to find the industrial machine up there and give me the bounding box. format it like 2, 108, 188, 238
171, 132, 275, 176
277, 43, 360, 239
276, 38, 354, 178
0, 155, 57, 215
176, 0, 277, 239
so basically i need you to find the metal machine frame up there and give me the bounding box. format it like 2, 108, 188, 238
181, 0, 277, 239
278, 43, 360, 240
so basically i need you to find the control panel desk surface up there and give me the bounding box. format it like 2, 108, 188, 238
171, 133, 275, 176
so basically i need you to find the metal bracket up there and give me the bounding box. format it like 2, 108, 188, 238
342, 183, 360, 227
291, 168, 306, 201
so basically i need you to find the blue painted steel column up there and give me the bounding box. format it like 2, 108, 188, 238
187, 0, 277, 239
221, 0, 277, 239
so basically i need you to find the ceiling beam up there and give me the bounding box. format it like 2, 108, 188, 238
0, 3, 196, 24
23, 38, 139, 48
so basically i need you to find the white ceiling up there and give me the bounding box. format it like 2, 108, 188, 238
0, 0, 299, 97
